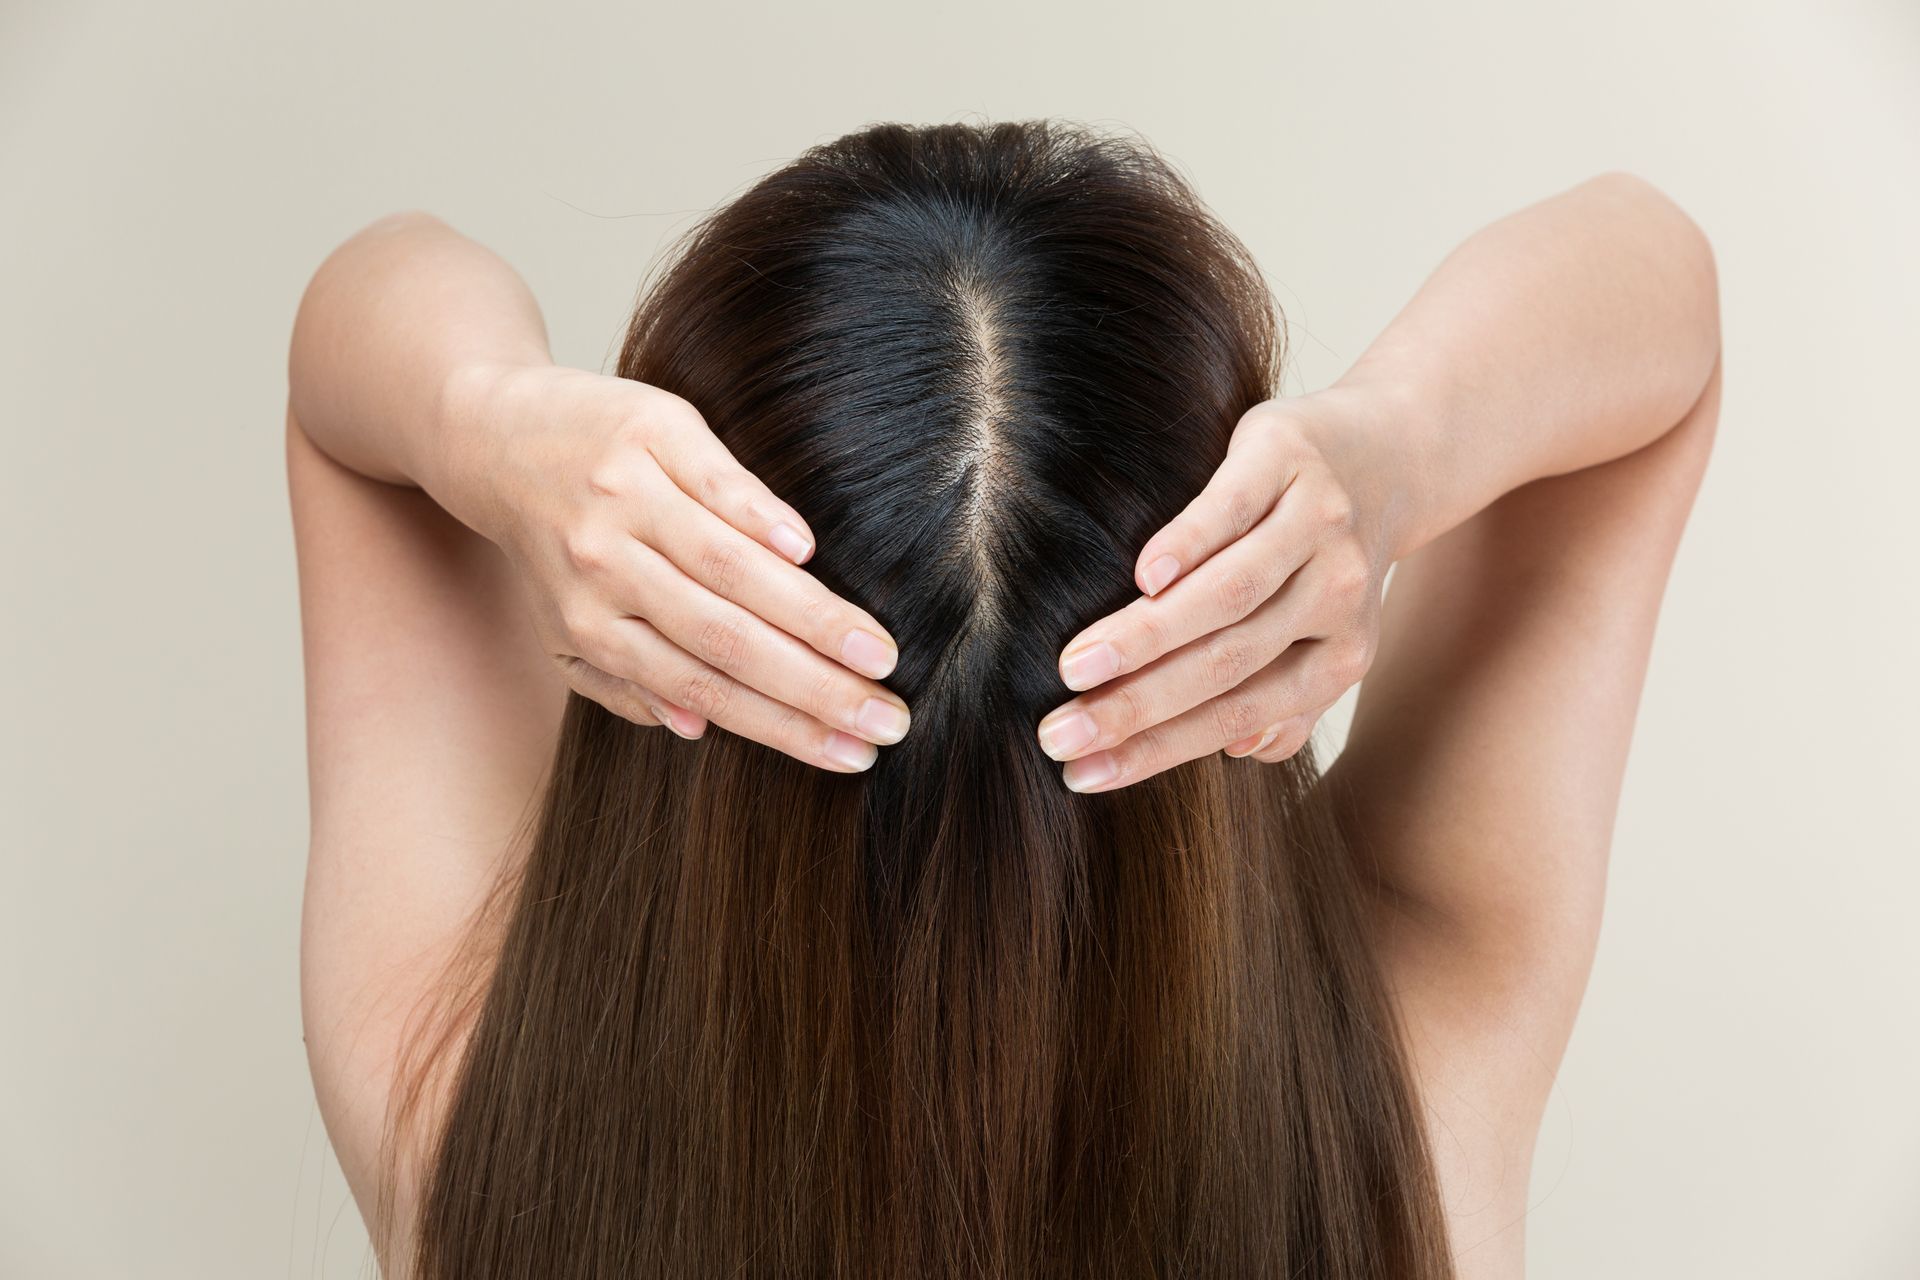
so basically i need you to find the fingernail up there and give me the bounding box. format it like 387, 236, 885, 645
652, 703, 703, 740
855, 697, 910, 745
1037, 710, 1098, 760
1141, 554, 1181, 596
842, 629, 897, 679
1062, 750, 1121, 793
768, 522, 813, 564
1060, 641, 1120, 691
822, 730, 879, 771
1225, 727, 1279, 758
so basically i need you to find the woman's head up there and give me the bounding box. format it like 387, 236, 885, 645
403, 121, 1449, 1279
623, 119, 1278, 759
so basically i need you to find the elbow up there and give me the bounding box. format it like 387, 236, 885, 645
307, 210, 446, 295
1595, 171, 1719, 291
356, 208, 448, 241
1588, 170, 1722, 390
289, 210, 447, 406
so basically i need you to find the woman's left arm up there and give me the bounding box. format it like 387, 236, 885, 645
1036, 172, 1720, 786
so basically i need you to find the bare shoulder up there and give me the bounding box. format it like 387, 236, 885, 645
1324, 364, 1720, 1270
286, 411, 565, 1226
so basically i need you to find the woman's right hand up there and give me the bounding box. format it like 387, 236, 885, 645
439, 361, 911, 772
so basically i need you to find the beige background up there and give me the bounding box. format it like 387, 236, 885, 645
3, 0, 1916, 1274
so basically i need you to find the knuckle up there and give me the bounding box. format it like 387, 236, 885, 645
1354, 625, 1379, 667
585, 454, 636, 499
1331, 641, 1373, 686
1212, 486, 1261, 539
767, 699, 809, 746
1235, 400, 1286, 442
610, 407, 656, 446
804, 665, 842, 719
1117, 600, 1164, 659
557, 603, 599, 646
561, 658, 634, 724
1201, 634, 1256, 689
573, 628, 622, 675
1110, 726, 1162, 780
698, 538, 749, 595
1318, 489, 1355, 532
650, 392, 707, 436
1210, 693, 1264, 742
674, 667, 733, 719
696, 466, 746, 511
796, 590, 837, 638
1327, 551, 1372, 601
1102, 680, 1153, 738
1264, 722, 1312, 761
605, 691, 650, 725
694, 615, 749, 670
562, 529, 610, 575
557, 655, 601, 695
1214, 567, 1266, 619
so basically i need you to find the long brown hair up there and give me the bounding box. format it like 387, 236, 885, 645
394, 120, 1450, 1279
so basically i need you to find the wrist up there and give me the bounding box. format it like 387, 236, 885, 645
430, 356, 547, 546
1292, 378, 1439, 567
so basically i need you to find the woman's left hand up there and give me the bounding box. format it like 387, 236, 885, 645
1035, 391, 1399, 792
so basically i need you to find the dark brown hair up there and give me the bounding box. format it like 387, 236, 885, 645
395, 120, 1450, 1279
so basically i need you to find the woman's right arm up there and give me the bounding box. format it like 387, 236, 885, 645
288, 214, 914, 1241
289, 212, 910, 767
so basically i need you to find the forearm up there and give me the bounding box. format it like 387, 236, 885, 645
1328, 172, 1721, 561
287, 212, 550, 531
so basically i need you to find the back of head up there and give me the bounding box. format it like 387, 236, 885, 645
404, 121, 1450, 1280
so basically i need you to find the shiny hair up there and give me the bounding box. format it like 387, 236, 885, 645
393, 120, 1450, 1279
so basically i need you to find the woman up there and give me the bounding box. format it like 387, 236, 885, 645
288, 122, 1720, 1278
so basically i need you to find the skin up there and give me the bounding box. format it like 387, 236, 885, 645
289, 173, 1719, 1276
1042, 173, 1721, 792
289, 221, 908, 772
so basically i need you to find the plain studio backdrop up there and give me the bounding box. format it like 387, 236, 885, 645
3, 0, 1916, 1275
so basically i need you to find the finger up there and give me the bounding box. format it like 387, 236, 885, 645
1038, 557, 1332, 762
580, 616, 882, 773
636, 481, 900, 680
1127, 406, 1302, 598
642, 396, 820, 566
607, 539, 911, 747
559, 656, 707, 738
1056, 490, 1323, 693
1224, 698, 1333, 761
1251, 707, 1325, 763
1059, 639, 1365, 794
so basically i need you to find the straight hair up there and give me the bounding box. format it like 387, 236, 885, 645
391, 120, 1451, 1279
